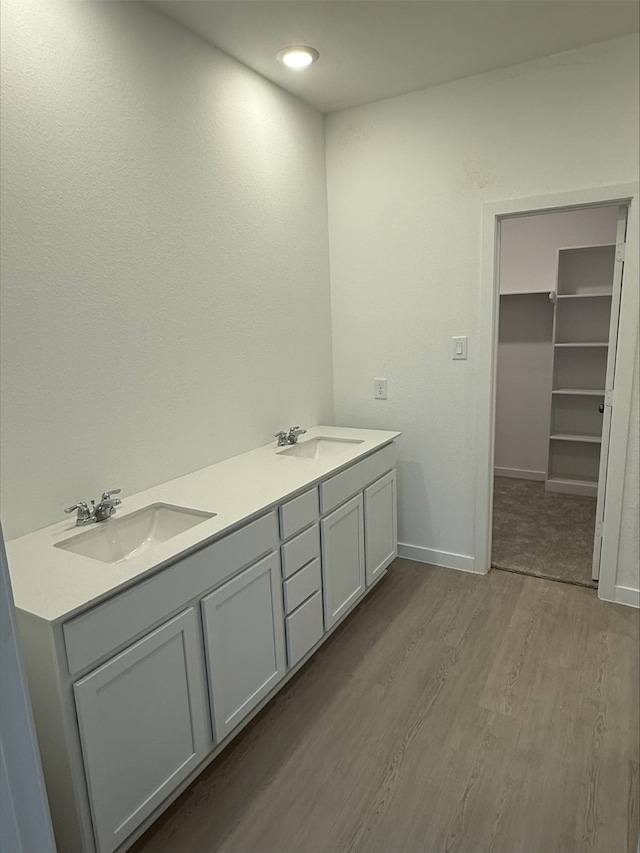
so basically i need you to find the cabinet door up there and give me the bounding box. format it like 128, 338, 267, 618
74, 609, 209, 853
321, 494, 365, 630
202, 553, 286, 742
364, 470, 397, 585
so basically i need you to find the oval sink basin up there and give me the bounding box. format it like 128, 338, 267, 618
55, 503, 216, 565
277, 436, 364, 459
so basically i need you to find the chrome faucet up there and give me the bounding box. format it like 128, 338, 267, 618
286, 426, 307, 444
65, 489, 122, 526
94, 490, 122, 522
64, 501, 94, 527
274, 426, 307, 447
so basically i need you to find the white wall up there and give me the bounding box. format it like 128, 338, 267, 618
0, 0, 333, 539
326, 36, 639, 581
495, 206, 618, 478
494, 294, 553, 478
499, 206, 619, 294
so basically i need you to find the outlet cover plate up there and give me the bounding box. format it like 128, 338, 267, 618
374, 378, 388, 399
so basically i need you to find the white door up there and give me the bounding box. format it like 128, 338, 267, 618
202, 553, 286, 743
592, 205, 628, 580
74, 608, 210, 853
364, 470, 397, 585
0, 525, 55, 853
321, 494, 365, 629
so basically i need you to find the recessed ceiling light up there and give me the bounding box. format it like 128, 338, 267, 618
277, 46, 319, 69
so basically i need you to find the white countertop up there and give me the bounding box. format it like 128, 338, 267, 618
7, 426, 400, 624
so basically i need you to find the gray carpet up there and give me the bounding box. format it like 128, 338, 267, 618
491, 476, 598, 588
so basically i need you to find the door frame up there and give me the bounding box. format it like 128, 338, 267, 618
474, 183, 639, 604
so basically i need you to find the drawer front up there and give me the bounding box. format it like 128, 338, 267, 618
279, 487, 319, 541
281, 524, 320, 579
285, 591, 324, 668
319, 443, 396, 514
283, 558, 322, 614
64, 512, 278, 675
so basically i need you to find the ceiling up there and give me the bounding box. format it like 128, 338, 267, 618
150, 1, 639, 114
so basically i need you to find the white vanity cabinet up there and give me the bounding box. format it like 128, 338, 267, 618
364, 470, 397, 586
73, 609, 210, 853
319, 444, 397, 629
201, 553, 286, 742
321, 495, 366, 629
11, 430, 399, 853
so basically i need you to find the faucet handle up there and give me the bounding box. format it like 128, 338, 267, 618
65, 501, 89, 515
65, 501, 93, 524
100, 489, 121, 501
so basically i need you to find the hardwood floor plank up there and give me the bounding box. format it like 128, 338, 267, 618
132, 560, 639, 853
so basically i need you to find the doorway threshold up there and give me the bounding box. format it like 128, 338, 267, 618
490, 563, 597, 590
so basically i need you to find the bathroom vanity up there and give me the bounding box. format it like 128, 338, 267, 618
7, 426, 399, 853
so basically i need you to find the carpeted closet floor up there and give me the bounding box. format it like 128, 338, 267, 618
492, 476, 598, 588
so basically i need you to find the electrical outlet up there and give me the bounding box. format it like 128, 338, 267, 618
374, 378, 388, 400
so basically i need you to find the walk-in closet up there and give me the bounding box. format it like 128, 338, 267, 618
492, 205, 625, 587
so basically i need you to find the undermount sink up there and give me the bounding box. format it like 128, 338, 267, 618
55, 503, 216, 565
277, 436, 364, 460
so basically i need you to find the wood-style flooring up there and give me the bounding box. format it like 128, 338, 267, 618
132, 559, 639, 853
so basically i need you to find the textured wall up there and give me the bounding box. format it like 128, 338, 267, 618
326, 37, 639, 576
0, 1, 333, 539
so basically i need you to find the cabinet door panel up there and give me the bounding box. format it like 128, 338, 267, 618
74, 609, 209, 853
202, 553, 285, 742
364, 470, 397, 585
321, 495, 365, 630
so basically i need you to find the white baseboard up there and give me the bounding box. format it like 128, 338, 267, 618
613, 585, 640, 609
397, 543, 478, 573
494, 467, 546, 481
545, 478, 598, 497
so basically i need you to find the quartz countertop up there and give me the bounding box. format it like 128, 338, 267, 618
6, 426, 400, 624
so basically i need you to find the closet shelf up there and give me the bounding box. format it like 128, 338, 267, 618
554, 342, 608, 348
550, 433, 602, 444
552, 388, 605, 396
500, 290, 554, 297
556, 292, 612, 299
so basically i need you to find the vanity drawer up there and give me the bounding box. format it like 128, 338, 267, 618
279, 488, 319, 541
283, 558, 322, 614
281, 524, 320, 579
285, 590, 324, 668
319, 443, 396, 514
63, 512, 278, 675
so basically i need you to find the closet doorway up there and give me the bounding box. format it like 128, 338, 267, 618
491, 203, 628, 588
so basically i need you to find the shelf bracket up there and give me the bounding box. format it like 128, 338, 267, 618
616, 242, 626, 263
548, 290, 556, 304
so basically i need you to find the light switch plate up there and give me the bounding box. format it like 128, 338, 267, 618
452, 336, 468, 360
